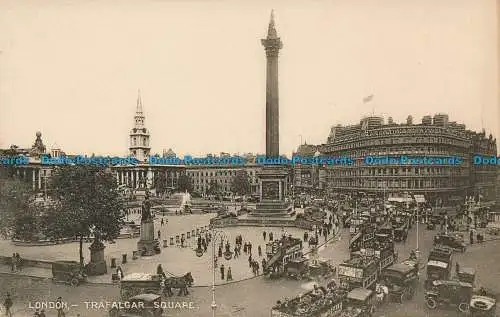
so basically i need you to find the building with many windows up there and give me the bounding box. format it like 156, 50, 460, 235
186, 164, 261, 196
319, 114, 497, 204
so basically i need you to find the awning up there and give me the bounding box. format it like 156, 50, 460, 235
427, 260, 448, 269
414, 195, 426, 203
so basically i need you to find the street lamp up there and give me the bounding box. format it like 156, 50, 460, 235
194, 227, 230, 317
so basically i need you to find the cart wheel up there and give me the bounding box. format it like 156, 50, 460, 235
426, 297, 437, 309
458, 302, 469, 313
70, 278, 79, 287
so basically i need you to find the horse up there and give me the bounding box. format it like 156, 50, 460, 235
161, 272, 194, 296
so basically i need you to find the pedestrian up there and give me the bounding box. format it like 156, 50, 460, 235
303, 232, 307, 242
263, 231, 267, 240
161, 218, 164, 226
157, 264, 166, 279
39, 309, 46, 317
15, 253, 21, 271
234, 246, 238, 258
34, 309, 40, 317
258, 245, 262, 257
248, 243, 252, 254
4, 293, 12, 317
218, 246, 223, 257
255, 261, 260, 275
220, 264, 225, 280
248, 255, 252, 267
243, 243, 247, 254
455, 262, 460, 276
269, 232, 273, 241
10, 253, 16, 272
56, 296, 65, 317
262, 258, 267, 271
117, 266, 124, 279
469, 230, 474, 245
227, 266, 233, 281
157, 230, 161, 240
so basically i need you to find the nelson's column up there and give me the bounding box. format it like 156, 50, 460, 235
263, 10, 282, 157
245, 11, 294, 225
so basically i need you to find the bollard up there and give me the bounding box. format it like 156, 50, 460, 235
122, 254, 127, 264
170, 237, 174, 245
111, 258, 117, 268
187, 232, 191, 239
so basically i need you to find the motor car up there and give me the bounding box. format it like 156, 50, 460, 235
470, 295, 497, 317
284, 257, 309, 280
109, 293, 163, 317
382, 262, 419, 303
342, 288, 376, 317
52, 261, 87, 287
425, 279, 473, 313
433, 234, 466, 252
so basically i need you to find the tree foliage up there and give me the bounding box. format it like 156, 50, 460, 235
42, 166, 125, 267
231, 170, 251, 196
155, 172, 167, 196
0, 168, 34, 239
176, 174, 194, 193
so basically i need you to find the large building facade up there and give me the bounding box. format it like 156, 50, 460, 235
319, 114, 498, 204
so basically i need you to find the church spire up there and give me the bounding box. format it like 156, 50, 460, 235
267, 10, 278, 39
136, 89, 143, 115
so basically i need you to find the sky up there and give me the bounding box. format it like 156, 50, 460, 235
0, 0, 498, 157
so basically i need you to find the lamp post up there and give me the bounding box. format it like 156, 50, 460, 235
415, 199, 419, 258
195, 227, 228, 317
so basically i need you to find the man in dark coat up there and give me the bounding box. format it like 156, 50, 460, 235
220, 264, 225, 280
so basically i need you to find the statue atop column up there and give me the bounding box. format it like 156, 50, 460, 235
141, 190, 152, 222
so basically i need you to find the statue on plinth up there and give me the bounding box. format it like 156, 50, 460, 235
141, 190, 153, 222
137, 190, 160, 256
86, 232, 107, 275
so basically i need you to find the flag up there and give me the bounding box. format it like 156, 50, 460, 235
363, 95, 374, 103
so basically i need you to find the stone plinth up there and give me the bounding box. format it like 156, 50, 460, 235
137, 220, 160, 256
140, 221, 154, 241
86, 239, 107, 276
243, 165, 294, 226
